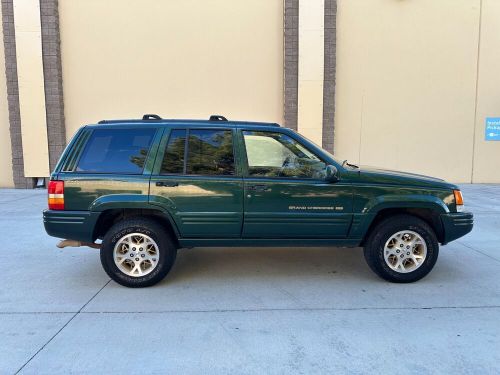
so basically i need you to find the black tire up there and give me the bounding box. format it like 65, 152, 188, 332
363, 214, 439, 283
100, 217, 177, 287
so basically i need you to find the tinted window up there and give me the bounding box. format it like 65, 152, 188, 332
76, 128, 155, 174
187, 130, 235, 175
161, 129, 186, 174
243, 131, 327, 179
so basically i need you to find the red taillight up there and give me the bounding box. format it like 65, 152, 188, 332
48, 180, 64, 210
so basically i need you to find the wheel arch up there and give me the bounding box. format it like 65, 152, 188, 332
92, 208, 180, 247
360, 207, 445, 246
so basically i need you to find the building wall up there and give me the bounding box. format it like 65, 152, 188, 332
58, 0, 284, 140
2, 0, 500, 187
472, 0, 500, 183
335, 0, 485, 183
0, 4, 14, 187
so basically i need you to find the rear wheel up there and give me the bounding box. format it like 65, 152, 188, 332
363, 214, 439, 283
100, 218, 177, 287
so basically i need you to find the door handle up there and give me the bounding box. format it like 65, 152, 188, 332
156, 181, 179, 187
247, 184, 270, 192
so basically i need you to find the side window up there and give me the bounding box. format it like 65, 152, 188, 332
160, 129, 235, 176
243, 131, 327, 179
187, 129, 234, 175
161, 129, 186, 174
76, 128, 155, 174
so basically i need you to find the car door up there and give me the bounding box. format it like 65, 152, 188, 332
150, 127, 243, 238
240, 129, 353, 238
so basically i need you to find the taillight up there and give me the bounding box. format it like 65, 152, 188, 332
48, 180, 64, 210
453, 189, 464, 212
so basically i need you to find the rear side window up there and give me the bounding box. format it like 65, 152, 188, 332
160, 129, 235, 176
76, 128, 156, 174
161, 129, 186, 174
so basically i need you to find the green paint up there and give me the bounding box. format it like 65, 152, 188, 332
43, 120, 473, 246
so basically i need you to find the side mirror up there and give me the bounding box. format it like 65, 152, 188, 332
325, 165, 339, 182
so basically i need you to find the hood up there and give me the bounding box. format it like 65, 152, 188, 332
353, 165, 458, 190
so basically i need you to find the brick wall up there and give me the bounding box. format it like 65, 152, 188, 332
322, 0, 336, 152
284, 0, 298, 131
40, 0, 66, 171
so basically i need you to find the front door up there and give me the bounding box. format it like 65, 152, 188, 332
150, 128, 243, 238
241, 130, 352, 238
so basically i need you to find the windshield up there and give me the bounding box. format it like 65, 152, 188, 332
289, 130, 344, 165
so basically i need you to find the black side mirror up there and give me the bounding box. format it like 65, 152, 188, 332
325, 165, 339, 182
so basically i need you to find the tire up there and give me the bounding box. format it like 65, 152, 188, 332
363, 214, 439, 283
100, 217, 177, 287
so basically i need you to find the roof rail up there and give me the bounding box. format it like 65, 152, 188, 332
142, 114, 162, 120
209, 115, 228, 122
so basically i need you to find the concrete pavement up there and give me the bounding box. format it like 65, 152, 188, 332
0, 185, 499, 374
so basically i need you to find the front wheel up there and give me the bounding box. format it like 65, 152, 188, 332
363, 214, 439, 283
100, 218, 177, 287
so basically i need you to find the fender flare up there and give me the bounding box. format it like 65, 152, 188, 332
89, 194, 180, 238
350, 194, 448, 240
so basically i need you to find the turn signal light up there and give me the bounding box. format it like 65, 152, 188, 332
48, 180, 64, 210
454, 189, 464, 212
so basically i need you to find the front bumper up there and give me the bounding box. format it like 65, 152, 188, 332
43, 210, 99, 242
440, 212, 474, 244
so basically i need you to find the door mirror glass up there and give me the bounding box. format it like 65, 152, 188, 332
324, 165, 339, 182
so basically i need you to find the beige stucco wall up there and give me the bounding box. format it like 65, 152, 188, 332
59, 0, 283, 140
472, 0, 500, 183
297, 0, 324, 146
335, 0, 484, 183
13, 0, 50, 177
0, 5, 14, 187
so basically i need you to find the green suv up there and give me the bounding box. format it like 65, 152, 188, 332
43, 114, 473, 287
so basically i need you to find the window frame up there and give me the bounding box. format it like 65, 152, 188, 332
240, 129, 330, 182
66, 127, 159, 175
157, 127, 239, 178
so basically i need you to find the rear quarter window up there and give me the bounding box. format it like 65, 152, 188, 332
75, 128, 156, 174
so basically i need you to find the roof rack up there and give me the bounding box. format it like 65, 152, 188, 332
209, 115, 228, 122
96, 114, 280, 127
98, 114, 163, 124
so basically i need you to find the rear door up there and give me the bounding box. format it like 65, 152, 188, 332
150, 127, 243, 238
240, 129, 353, 238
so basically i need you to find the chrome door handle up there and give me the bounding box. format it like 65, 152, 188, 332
247, 184, 270, 192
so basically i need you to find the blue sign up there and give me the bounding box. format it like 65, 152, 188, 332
486, 118, 500, 141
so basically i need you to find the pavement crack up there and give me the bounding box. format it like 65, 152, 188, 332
14, 279, 111, 374
76, 305, 500, 314
458, 241, 500, 263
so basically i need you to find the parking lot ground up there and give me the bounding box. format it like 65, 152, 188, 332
0, 185, 499, 374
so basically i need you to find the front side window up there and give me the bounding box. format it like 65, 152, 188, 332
243, 131, 327, 179
161, 129, 235, 176
76, 128, 155, 174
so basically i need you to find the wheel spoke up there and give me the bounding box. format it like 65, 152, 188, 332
131, 263, 143, 276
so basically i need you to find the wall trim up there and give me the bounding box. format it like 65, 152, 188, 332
322, 0, 336, 152
284, 0, 298, 130
40, 0, 65, 171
